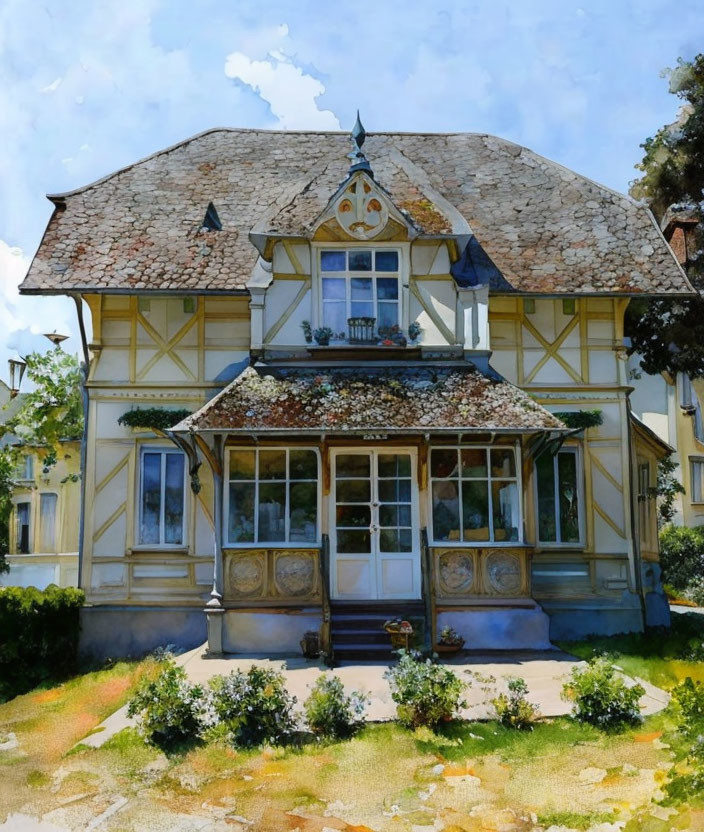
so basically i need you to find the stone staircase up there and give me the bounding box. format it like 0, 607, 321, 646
330, 601, 426, 662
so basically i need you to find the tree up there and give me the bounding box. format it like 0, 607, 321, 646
0, 348, 84, 570
627, 54, 704, 378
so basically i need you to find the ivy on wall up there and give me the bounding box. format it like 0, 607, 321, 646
553, 410, 604, 430
117, 408, 191, 432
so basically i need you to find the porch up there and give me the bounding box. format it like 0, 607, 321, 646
170, 362, 571, 658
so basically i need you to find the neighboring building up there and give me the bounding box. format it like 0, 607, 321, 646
0, 442, 80, 589
20, 124, 693, 658
629, 210, 704, 528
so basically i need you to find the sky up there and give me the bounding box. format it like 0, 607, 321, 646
0, 0, 703, 382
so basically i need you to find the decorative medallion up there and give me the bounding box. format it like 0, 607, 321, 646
334, 176, 389, 240
438, 550, 475, 595
228, 554, 264, 597
274, 552, 316, 597
486, 551, 522, 595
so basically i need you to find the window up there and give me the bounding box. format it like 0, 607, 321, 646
320, 249, 400, 339
430, 447, 520, 544
681, 375, 704, 442
39, 493, 57, 552
139, 449, 186, 546
638, 462, 652, 547
15, 454, 33, 481
535, 448, 582, 544
691, 458, 704, 503
227, 448, 319, 544
16, 502, 30, 554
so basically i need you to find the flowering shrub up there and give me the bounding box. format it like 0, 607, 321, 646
561, 657, 644, 728
205, 666, 297, 748
303, 674, 368, 740
127, 661, 204, 750
664, 677, 704, 802
384, 651, 467, 729
491, 677, 540, 730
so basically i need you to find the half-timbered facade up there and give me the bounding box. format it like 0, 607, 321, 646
20, 122, 692, 657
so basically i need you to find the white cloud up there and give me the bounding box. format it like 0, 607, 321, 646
0, 240, 83, 385
40, 77, 61, 93
224, 46, 340, 130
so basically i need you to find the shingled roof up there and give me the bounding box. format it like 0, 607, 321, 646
20, 128, 693, 296
173, 364, 566, 434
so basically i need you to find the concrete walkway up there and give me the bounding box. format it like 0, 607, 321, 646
79, 645, 669, 749
177, 645, 669, 721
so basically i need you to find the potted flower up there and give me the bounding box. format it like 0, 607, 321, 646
435, 626, 465, 655
301, 320, 313, 344
377, 325, 407, 347
313, 326, 334, 346
383, 618, 414, 650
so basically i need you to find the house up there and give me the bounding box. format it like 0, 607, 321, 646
0, 441, 81, 589
629, 209, 704, 528
19, 122, 692, 658
0, 377, 80, 590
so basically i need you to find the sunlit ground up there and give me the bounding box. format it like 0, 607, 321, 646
1, 619, 704, 831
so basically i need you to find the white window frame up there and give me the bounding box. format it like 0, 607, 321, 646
312, 242, 410, 337
428, 444, 523, 547
534, 445, 585, 547
691, 457, 704, 504
224, 447, 322, 548
136, 446, 187, 549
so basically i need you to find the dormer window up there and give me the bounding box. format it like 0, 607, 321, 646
320, 248, 400, 340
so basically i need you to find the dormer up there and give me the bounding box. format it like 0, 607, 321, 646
246, 114, 497, 358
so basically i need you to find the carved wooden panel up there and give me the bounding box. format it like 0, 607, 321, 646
227, 552, 266, 599
224, 548, 321, 604
273, 551, 318, 598
484, 550, 524, 595
436, 549, 477, 596
433, 547, 530, 599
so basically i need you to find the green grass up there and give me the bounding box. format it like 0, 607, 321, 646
413, 716, 604, 762
560, 611, 704, 689
538, 809, 617, 829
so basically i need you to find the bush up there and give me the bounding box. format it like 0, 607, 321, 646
671, 677, 704, 740
384, 651, 467, 729
127, 660, 204, 750
491, 677, 540, 730
303, 674, 368, 740
562, 657, 644, 728
205, 666, 297, 748
0, 584, 84, 701
659, 525, 704, 591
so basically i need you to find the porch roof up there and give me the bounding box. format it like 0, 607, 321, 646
173, 364, 566, 434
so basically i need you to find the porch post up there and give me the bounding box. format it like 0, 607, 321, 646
206, 433, 225, 654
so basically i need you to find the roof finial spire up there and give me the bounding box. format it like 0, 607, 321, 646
348, 110, 372, 176
352, 110, 366, 150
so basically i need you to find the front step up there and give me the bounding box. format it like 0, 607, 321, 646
330, 601, 426, 661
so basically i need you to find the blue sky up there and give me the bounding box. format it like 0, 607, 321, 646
0, 0, 703, 375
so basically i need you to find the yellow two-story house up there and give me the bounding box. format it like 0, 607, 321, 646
20, 122, 691, 658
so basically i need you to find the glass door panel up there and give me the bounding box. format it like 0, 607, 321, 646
331, 449, 420, 600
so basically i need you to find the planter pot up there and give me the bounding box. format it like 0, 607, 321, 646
434, 642, 464, 655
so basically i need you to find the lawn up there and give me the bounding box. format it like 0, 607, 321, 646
1, 616, 704, 831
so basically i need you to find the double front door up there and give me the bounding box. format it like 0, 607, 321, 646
330, 449, 421, 600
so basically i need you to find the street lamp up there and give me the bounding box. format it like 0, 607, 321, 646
8, 358, 26, 398
43, 332, 69, 348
